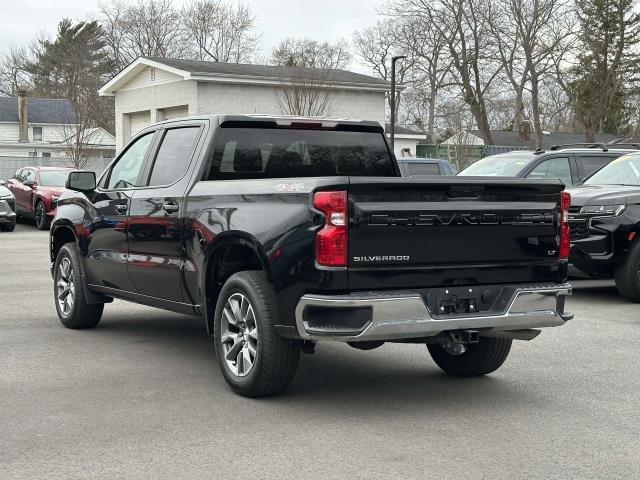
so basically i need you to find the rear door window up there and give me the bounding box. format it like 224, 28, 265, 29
576, 155, 616, 180
207, 127, 396, 180
147, 127, 201, 186
527, 157, 572, 185
406, 163, 441, 176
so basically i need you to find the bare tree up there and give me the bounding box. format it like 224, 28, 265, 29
271, 38, 350, 70
398, 18, 452, 142
275, 67, 336, 117
486, 0, 573, 148
99, 0, 189, 73
181, 0, 259, 63
389, 0, 503, 145
0, 46, 32, 96
271, 39, 351, 117
353, 19, 415, 120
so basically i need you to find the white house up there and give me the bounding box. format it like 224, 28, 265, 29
386, 124, 428, 158
99, 57, 394, 151
0, 93, 115, 159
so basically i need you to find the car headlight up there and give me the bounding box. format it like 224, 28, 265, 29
580, 204, 626, 216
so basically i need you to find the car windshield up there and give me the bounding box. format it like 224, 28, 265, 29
458, 153, 535, 176
39, 170, 70, 187
584, 154, 640, 186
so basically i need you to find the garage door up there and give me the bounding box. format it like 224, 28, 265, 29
160, 105, 189, 120
129, 111, 151, 139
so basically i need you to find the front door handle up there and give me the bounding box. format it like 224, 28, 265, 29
163, 202, 179, 214
114, 203, 128, 215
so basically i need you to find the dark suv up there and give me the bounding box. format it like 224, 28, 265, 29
567, 151, 640, 301
458, 144, 640, 185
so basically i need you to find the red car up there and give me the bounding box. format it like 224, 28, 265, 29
6, 166, 75, 230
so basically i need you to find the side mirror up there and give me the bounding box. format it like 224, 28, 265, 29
66, 171, 96, 192
23, 180, 36, 187
0, 180, 5, 186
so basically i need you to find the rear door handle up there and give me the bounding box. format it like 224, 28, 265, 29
163, 202, 179, 214
114, 203, 128, 215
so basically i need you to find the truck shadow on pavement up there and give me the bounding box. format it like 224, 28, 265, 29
95, 312, 547, 413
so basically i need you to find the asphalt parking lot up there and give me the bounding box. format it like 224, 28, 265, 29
1, 223, 639, 479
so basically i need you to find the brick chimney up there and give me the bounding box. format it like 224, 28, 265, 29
17, 87, 28, 143
518, 119, 531, 142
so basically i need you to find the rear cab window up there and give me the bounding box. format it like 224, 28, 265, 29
206, 127, 397, 180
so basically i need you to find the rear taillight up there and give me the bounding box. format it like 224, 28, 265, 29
559, 191, 571, 259
313, 191, 348, 267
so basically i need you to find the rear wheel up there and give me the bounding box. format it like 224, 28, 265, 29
1, 223, 15, 232
54, 243, 103, 329
614, 240, 640, 302
214, 271, 300, 397
35, 200, 50, 230
427, 336, 512, 377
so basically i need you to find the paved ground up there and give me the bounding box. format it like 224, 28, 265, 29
1, 222, 639, 479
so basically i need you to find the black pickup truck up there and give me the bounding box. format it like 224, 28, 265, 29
50, 115, 573, 397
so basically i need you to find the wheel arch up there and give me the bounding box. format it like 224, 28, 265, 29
50, 223, 78, 263
202, 233, 272, 335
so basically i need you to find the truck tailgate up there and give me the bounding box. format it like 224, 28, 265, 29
347, 177, 566, 289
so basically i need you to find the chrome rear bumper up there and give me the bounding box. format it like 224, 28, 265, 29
295, 283, 573, 342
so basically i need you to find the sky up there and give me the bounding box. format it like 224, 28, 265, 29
0, 0, 384, 73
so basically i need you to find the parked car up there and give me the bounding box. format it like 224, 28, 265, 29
0, 183, 17, 232
567, 152, 640, 301
6, 166, 75, 230
397, 157, 458, 176
50, 115, 572, 397
458, 144, 640, 185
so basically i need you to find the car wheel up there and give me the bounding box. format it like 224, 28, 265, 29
54, 243, 104, 329
427, 336, 512, 377
214, 270, 300, 397
614, 240, 640, 302
35, 199, 50, 230
1, 223, 16, 232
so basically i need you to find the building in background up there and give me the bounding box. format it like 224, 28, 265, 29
385, 124, 428, 158
99, 57, 393, 151
0, 94, 115, 159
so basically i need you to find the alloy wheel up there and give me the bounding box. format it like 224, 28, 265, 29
56, 257, 75, 317
36, 202, 45, 228
220, 292, 259, 377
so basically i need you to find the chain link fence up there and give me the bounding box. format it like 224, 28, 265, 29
0, 156, 111, 181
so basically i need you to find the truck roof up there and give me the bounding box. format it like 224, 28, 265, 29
154, 114, 385, 132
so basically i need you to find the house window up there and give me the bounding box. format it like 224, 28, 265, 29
33, 126, 43, 141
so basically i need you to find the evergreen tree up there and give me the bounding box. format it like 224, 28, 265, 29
27, 19, 115, 132
569, 0, 640, 140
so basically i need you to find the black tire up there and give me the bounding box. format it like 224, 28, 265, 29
1, 223, 15, 232
614, 240, 640, 302
53, 243, 104, 329
427, 336, 512, 377
35, 199, 50, 230
213, 270, 300, 397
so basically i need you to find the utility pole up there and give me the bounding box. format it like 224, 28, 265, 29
389, 55, 406, 150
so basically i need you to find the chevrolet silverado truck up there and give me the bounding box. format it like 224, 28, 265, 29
50, 115, 573, 397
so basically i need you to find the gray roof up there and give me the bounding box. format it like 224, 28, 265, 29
146, 57, 390, 87
386, 123, 427, 136
0, 97, 76, 124
470, 130, 621, 149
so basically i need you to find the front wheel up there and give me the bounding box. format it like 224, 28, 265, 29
214, 271, 300, 397
614, 240, 640, 302
427, 336, 512, 377
54, 243, 104, 329
35, 200, 50, 230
